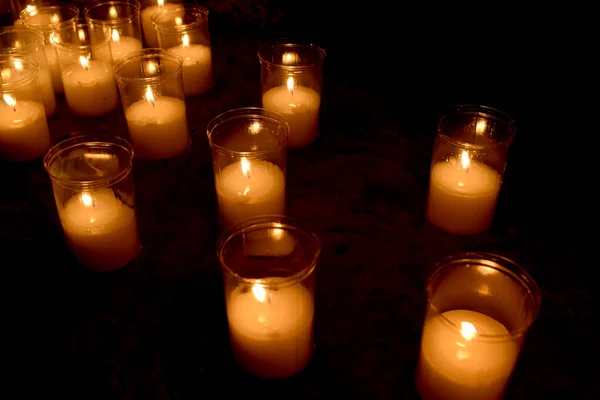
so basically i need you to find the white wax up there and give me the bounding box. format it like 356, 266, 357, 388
44, 43, 63, 94
0, 100, 50, 161
61, 189, 141, 271
125, 96, 190, 159
215, 159, 286, 229
140, 3, 180, 48
61, 60, 119, 117
37, 67, 57, 116
243, 227, 297, 258
426, 156, 501, 235
262, 85, 321, 147
167, 44, 213, 96
416, 309, 519, 400
227, 280, 314, 378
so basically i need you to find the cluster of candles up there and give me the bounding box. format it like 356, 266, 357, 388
1, 1, 540, 399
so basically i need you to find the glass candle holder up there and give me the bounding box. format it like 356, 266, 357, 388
153, 4, 213, 96
9, 0, 56, 25
0, 25, 57, 116
0, 55, 51, 162
83, 0, 143, 64
20, 3, 79, 94
50, 19, 119, 117
207, 107, 289, 230
217, 215, 322, 378
139, 0, 181, 48
43, 134, 141, 272
113, 48, 188, 160
415, 252, 541, 400
258, 39, 326, 148
426, 105, 517, 235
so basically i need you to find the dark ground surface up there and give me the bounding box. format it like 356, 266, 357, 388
1, 2, 595, 399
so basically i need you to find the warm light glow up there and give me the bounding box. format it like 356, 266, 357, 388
476, 119, 487, 135
25, 5, 36, 13
81, 193, 94, 207
282, 52, 296, 64
144, 61, 158, 75
460, 150, 470, 169
144, 86, 155, 103
111, 29, 120, 42
14, 40, 21, 49
174, 16, 183, 26
3, 93, 16, 108
182, 33, 189, 47
157, 0, 165, 6
252, 284, 267, 303
240, 157, 251, 177
84, 153, 112, 160
109, 6, 118, 19
270, 223, 285, 240
460, 321, 477, 341
249, 121, 261, 134
78, 28, 86, 43
79, 55, 90, 69
50, 13, 60, 24
286, 76, 295, 92
14, 59, 23, 70
0, 69, 11, 81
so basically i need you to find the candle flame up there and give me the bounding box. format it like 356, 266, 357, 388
286, 76, 295, 92
174, 16, 183, 26
460, 321, 477, 341
111, 29, 120, 42
241, 157, 251, 177
109, 6, 118, 19
50, 13, 60, 24
79, 55, 90, 69
460, 150, 470, 169
249, 121, 261, 134
3, 93, 16, 108
25, 5, 36, 13
182, 33, 189, 47
144, 85, 155, 103
476, 119, 487, 135
14, 59, 23, 70
144, 61, 158, 75
158, 0, 165, 6
252, 284, 267, 303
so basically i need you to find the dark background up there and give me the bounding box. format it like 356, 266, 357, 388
1, 1, 595, 399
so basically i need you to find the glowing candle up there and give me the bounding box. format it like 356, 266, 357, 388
124, 85, 190, 159
262, 75, 321, 147
227, 279, 314, 378
426, 150, 501, 235
167, 33, 213, 96
0, 93, 50, 161
61, 55, 119, 116
215, 157, 286, 229
61, 189, 141, 271
140, 0, 180, 48
108, 29, 142, 63
416, 309, 519, 400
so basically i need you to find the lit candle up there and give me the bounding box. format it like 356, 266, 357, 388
227, 279, 314, 378
61, 188, 141, 271
124, 85, 190, 159
108, 29, 142, 63
426, 150, 501, 235
0, 93, 51, 161
416, 309, 519, 400
215, 157, 286, 229
140, 0, 180, 48
44, 43, 63, 94
0, 60, 56, 117
262, 75, 321, 147
61, 55, 119, 116
167, 33, 213, 96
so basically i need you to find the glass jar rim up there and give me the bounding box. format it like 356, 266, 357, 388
20, 4, 80, 31
0, 56, 39, 90
438, 104, 517, 150
426, 251, 541, 341
113, 48, 183, 85
152, 4, 209, 33
217, 215, 322, 288
50, 20, 111, 52
206, 107, 289, 157
83, 0, 141, 27
0, 26, 45, 54
258, 38, 326, 70
43, 135, 135, 190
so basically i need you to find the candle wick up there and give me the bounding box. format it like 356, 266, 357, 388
12, 106, 16, 112
151, 100, 155, 108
